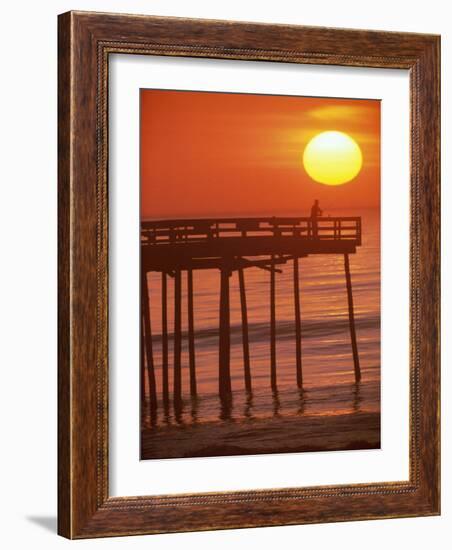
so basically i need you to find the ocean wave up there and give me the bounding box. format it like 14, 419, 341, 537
151, 314, 380, 347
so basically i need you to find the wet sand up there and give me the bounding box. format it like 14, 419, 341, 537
141, 411, 380, 460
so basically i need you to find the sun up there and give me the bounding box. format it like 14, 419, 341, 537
302, 131, 363, 186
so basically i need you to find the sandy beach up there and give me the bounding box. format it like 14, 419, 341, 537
141, 411, 380, 459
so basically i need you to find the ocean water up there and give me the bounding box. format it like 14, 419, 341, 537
142, 208, 380, 428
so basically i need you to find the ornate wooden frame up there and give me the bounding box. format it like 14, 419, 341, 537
58, 11, 440, 538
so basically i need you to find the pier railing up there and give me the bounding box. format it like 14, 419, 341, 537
141, 216, 361, 246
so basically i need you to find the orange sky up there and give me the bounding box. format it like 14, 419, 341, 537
141, 90, 380, 219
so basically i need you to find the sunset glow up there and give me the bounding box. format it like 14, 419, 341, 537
140, 90, 380, 219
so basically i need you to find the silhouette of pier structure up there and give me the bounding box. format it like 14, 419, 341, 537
141, 216, 362, 412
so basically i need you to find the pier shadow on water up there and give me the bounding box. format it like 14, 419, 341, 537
143, 380, 369, 429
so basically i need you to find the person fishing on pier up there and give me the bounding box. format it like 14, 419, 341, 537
310, 199, 323, 238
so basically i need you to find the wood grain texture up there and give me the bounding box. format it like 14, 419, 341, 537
57, 10, 72, 538
57, 10, 440, 539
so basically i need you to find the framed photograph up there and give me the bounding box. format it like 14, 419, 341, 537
58, 11, 440, 538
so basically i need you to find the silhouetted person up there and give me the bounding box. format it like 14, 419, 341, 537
310, 200, 323, 238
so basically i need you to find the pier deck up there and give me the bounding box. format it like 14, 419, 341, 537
141, 217, 361, 271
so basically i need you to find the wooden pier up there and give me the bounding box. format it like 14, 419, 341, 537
141, 216, 362, 410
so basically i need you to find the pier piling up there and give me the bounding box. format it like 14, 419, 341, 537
161, 272, 169, 403
238, 267, 252, 393
293, 257, 303, 388
140, 315, 145, 410
141, 271, 157, 411
270, 255, 277, 391
344, 253, 361, 383
219, 262, 232, 399
187, 269, 197, 396
173, 269, 182, 403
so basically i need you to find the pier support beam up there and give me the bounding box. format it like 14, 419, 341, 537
219, 262, 232, 400
173, 269, 182, 403
140, 315, 146, 412
270, 256, 277, 391
141, 271, 157, 411
344, 253, 361, 383
293, 257, 303, 388
161, 272, 169, 403
187, 269, 197, 396
238, 267, 252, 393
